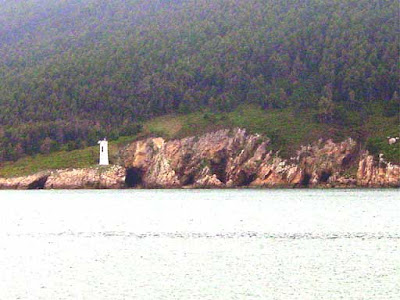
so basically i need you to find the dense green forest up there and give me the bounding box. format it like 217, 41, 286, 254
0, 0, 398, 162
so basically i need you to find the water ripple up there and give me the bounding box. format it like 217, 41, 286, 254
6, 231, 400, 240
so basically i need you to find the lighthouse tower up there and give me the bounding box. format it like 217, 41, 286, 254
98, 138, 109, 165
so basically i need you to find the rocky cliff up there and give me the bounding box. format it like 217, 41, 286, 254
0, 172, 50, 190
357, 153, 400, 187
0, 166, 125, 189
122, 128, 399, 188
0, 128, 398, 189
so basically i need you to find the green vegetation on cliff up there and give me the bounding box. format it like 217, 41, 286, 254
0, 0, 398, 163
1, 105, 398, 177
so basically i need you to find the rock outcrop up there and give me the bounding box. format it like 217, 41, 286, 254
0, 166, 125, 189
0, 172, 50, 189
123, 129, 271, 188
1, 128, 398, 189
45, 165, 126, 189
357, 153, 400, 187
122, 128, 395, 188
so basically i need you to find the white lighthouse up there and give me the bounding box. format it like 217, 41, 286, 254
98, 138, 109, 165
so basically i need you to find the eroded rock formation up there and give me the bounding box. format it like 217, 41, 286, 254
122, 129, 270, 188
0, 172, 50, 189
0, 128, 398, 189
121, 128, 397, 188
0, 166, 126, 189
357, 153, 400, 187
44, 165, 126, 189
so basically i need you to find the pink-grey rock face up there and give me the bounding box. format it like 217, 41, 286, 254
0, 166, 126, 189
0, 128, 398, 189
44, 166, 126, 189
122, 128, 398, 188
123, 129, 271, 188
0, 172, 50, 189
296, 138, 358, 187
357, 154, 400, 187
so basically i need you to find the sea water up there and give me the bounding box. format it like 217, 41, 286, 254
0, 189, 398, 299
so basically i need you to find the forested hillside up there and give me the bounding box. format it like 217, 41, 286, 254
0, 0, 398, 162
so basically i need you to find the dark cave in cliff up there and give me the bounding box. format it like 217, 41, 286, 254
300, 173, 311, 187
236, 170, 256, 186
125, 167, 143, 188
319, 171, 332, 183
181, 174, 195, 186
210, 157, 227, 183
27, 176, 48, 189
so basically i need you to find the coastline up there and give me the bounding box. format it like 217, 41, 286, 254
1, 129, 399, 190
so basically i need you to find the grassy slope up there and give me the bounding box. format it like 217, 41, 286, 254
0, 136, 138, 177
0, 105, 398, 177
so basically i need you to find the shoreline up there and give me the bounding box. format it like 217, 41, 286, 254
1, 129, 399, 190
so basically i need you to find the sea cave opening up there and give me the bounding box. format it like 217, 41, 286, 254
320, 171, 332, 183
182, 174, 195, 186
300, 173, 311, 187
210, 157, 227, 183
27, 176, 48, 190
236, 170, 256, 186
125, 167, 143, 188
